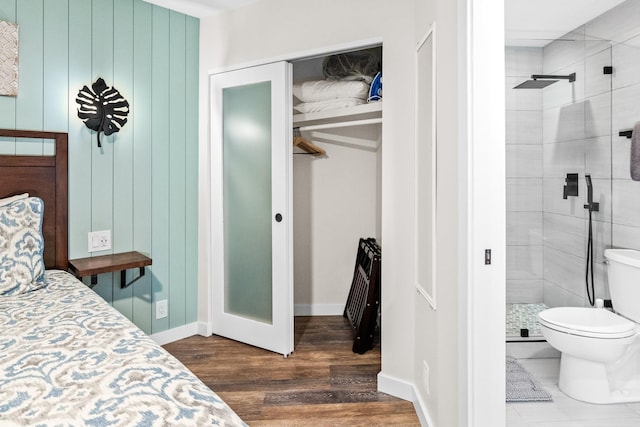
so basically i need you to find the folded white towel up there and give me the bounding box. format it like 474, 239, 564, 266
293, 98, 366, 114
631, 122, 640, 181
293, 80, 370, 103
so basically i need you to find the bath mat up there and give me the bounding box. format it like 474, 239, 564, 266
506, 357, 552, 402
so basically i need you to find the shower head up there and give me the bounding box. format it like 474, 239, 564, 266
513, 73, 576, 89
513, 79, 558, 89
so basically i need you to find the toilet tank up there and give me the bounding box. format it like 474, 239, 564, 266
605, 248, 640, 323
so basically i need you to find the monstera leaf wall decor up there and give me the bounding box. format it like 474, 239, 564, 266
76, 78, 130, 148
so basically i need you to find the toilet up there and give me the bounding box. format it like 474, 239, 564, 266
538, 248, 640, 404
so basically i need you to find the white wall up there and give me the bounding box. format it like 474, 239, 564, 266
293, 127, 381, 311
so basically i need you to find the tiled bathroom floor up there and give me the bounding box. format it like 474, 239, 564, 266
507, 357, 640, 426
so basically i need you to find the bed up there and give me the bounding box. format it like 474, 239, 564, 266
0, 129, 245, 426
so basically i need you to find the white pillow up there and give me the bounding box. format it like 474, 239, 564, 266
0, 193, 29, 207
0, 197, 45, 296
293, 80, 370, 103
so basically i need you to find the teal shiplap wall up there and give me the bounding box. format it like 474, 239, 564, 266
0, 0, 199, 335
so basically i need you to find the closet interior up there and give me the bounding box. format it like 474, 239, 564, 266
291, 46, 383, 315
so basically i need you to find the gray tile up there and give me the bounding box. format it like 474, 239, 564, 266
585, 136, 612, 179
542, 140, 585, 179
507, 245, 543, 280
543, 280, 585, 308
506, 110, 542, 145
543, 27, 585, 75
613, 130, 633, 179
506, 177, 542, 212
586, 0, 640, 45
506, 145, 542, 178
612, 178, 640, 227
591, 218, 612, 263
612, 222, 640, 251
543, 102, 585, 144
612, 84, 640, 138
543, 212, 585, 255
612, 34, 640, 90
506, 279, 544, 304
585, 91, 612, 139
544, 246, 585, 297
593, 259, 610, 302
507, 212, 543, 245
585, 48, 613, 100
506, 46, 543, 76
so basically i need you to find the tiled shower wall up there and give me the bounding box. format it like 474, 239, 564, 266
540, 27, 612, 308
506, 47, 544, 303
506, 0, 640, 308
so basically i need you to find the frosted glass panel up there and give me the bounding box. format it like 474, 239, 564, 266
222, 81, 273, 324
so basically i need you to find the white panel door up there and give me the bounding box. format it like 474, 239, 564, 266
210, 61, 293, 356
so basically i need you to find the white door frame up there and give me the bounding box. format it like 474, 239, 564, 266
459, 0, 506, 424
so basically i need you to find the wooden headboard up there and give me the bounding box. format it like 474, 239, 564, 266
0, 129, 68, 270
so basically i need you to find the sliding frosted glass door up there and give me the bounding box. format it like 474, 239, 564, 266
210, 62, 293, 356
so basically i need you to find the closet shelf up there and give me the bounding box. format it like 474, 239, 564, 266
293, 102, 382, 130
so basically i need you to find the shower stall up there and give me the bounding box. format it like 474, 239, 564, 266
504, 1, 640, 342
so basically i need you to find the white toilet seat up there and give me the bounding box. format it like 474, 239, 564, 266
538, 307, 636, 339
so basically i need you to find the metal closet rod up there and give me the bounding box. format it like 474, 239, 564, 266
295, 118, 382, 132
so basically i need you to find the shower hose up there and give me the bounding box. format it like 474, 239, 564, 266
585, 208, 595, 306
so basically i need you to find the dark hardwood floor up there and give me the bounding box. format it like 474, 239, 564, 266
163, 316, 420, 426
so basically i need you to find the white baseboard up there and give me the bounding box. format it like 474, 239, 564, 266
412, 389, 433, 427
377, 372, 415, 401
377, 372, 434, 427
150, 322, 199, 345
294, 304, 344, 316
197, 321, 212, 337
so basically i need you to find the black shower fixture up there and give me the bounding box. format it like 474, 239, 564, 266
513, 73, 576, 89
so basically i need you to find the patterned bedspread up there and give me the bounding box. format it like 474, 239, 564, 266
0, 270, 246, 426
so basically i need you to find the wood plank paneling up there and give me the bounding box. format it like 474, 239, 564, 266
16, 0, 43, 155
0, 0, 17, 144
185, 17, 199, 324
151, 6, 171, 333
90, 0, 115, 303
68, 0, 93, 262
1, 0, 199, 335
112, 0, 135, 320
43, 0, 68, 134
169, 11, 187, 328
132, 0, 154, 334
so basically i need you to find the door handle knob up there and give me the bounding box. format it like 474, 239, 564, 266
275, 213, 283, 222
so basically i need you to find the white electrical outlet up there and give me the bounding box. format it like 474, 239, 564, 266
156, 299, 168, 319
422, 360, 430, 395
88, 230, 111, 252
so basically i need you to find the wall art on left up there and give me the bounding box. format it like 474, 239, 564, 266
0, 20, 18, 97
